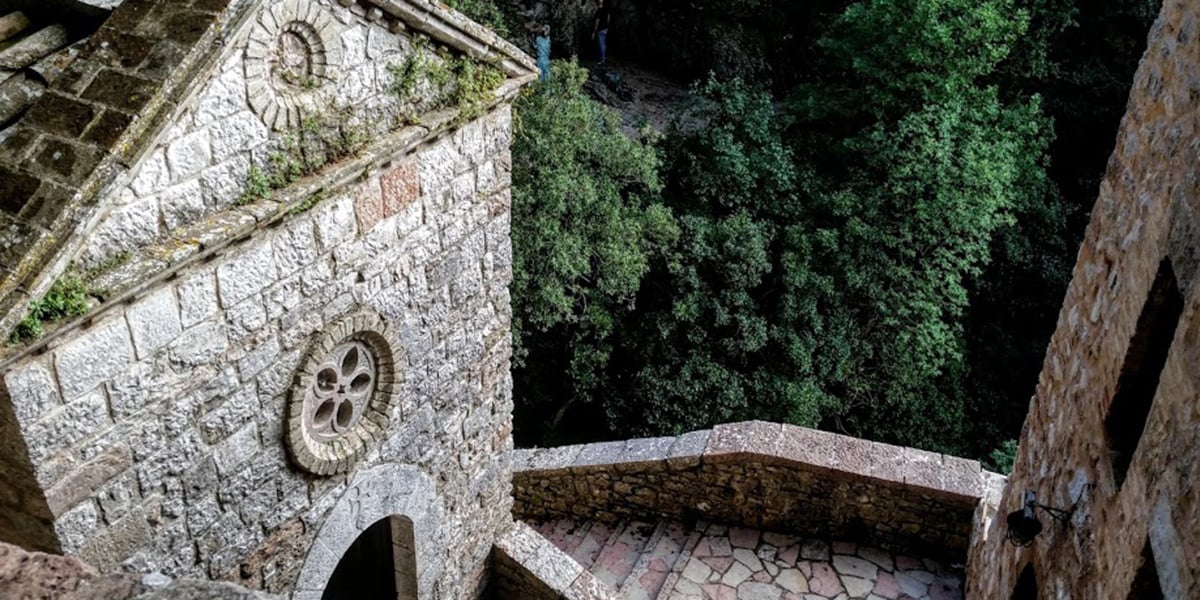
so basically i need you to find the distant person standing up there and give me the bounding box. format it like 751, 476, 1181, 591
592, 0, 612, 66
535, 24, 551, 83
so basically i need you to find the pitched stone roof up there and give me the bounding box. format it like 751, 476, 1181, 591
0, 0, 534, 342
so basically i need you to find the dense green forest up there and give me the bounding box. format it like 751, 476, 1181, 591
449, 0, 1160, 467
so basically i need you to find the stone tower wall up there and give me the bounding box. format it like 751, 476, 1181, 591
965, 0, 1200, 597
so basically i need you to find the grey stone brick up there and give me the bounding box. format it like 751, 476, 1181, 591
27, 388, 111, 464
198, 386, 258, 445
213, 422, 261, 476
272, 220, 320, 277
80, 192, 162, 269
313, 194, 358, 250
3, 358, 61, 429
238, 333, 281, 381
126, 287, 183, 360
129, 148, 169, 197
80, 499, 157, 572
159, 179, 206, 232
194, 60, 248, 128
166, 129, 213, 183
225, 295, 269, 342
209, 109, 268, 163
169, 322, 229, 369
44, 442, 132, 517
217, 242, 278, 307
54, 500, 101, 555
96, 470, 141, 525
176, 270, 220, 328
199, 155, 253, 210
54, 315, 135, 401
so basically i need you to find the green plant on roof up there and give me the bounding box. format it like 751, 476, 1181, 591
8, 275, 92, 344
449, 55, 505, 122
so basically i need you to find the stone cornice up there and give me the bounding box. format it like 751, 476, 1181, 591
362, 0, 536, 77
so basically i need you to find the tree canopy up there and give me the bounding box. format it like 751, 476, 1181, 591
497, 0, 1158, 459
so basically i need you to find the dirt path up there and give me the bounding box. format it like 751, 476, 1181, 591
581, 58, 695, 138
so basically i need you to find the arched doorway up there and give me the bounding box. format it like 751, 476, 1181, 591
293, 464, 443, 599
322, 515, 418, 599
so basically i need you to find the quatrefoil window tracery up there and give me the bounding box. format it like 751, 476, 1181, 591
285, 311, 400, 476
307, 341, 376, 440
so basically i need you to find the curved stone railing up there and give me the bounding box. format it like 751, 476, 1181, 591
513, 421, 1000, 563
492, 521, 616, 600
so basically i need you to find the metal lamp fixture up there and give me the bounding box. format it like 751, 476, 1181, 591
1005, 490, 1073, 547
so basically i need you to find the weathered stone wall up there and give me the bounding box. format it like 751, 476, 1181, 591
491, 522, 615, 600
0, 0, 534, 597
0, 540, 278, 599
965, 0, 1200, 597
513, 421, 991, 563
77, 0, 459, 269
0, 99, 517, 599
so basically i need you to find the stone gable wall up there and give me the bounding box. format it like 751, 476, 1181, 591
513, 421, 993, 564
77, 0, 460, 270
0, 104, 516, 599
965, 0, 1200, 597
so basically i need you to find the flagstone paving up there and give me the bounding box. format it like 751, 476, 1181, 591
528, 519, 964, 600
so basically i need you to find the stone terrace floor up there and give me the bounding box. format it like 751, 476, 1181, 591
528, 518, 964, 600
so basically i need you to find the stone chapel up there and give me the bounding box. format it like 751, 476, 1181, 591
0, 0, 1195, 599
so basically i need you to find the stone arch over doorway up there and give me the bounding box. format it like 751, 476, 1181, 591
294, 463, 444, 599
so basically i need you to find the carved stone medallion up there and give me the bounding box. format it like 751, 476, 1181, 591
286, 311, 400, 475
245, 0, 343, 130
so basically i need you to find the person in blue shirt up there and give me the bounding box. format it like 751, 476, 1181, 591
535, 24, 551, 83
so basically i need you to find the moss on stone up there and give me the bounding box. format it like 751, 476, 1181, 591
7, 275, 93, 344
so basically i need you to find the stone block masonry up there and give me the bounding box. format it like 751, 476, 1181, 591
513, 421, 995, 564
0, 0, 237, 341
966, 0, 1200, 597
0, 105, 518, 598
0, 0, 538, 597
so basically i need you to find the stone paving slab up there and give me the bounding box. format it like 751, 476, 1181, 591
663, 523, 963, 600
528, 519, 964, 600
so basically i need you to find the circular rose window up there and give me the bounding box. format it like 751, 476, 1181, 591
286, 312, 400, 475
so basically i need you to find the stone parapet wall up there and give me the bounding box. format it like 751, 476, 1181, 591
513, 421, 992, 563
966, 0, 1200, 597
491, 522, 615, 600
